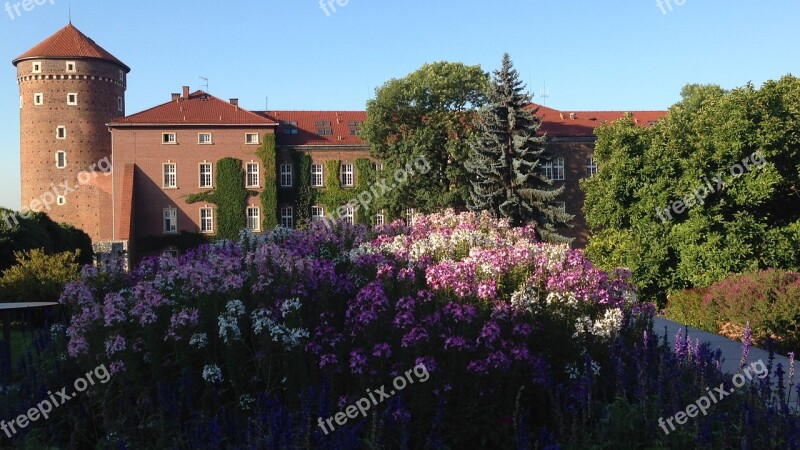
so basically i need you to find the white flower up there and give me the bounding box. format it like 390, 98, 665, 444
566, 364, 580, 379
202, 364, 223, 383
591, 308, 623, 340
573, 316, 593, 338
218, 315, 241, 343
226, 299, 246, 317
511, 283, 539, 311
189, 333, 208, 349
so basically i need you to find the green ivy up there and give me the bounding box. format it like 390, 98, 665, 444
313, 159, 376, 224
355, 159, 377, 225
294, 152, 315, 228
186, 157, 255, 242
256, 134, 278, 230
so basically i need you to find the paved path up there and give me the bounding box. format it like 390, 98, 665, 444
653, 316, 798, 410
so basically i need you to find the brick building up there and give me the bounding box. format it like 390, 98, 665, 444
15, 25, 666, 262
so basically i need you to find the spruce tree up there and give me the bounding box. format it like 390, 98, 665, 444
466, 54, 573, 243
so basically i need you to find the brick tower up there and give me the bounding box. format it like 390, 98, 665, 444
12, 24, 130, 242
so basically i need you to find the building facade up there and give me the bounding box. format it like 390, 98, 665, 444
15, 25, 666, 262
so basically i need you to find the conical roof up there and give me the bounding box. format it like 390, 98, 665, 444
12, 24, 129, 72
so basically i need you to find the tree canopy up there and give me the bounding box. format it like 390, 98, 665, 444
361, 61, 489, 216
582, 76, 800, 304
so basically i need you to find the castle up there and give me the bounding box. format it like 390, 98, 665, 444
13, 24, 666, 262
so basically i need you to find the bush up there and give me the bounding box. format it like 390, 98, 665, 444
0, 249, 82, 303
0, 208, 93, 271
666, 269, 800, 354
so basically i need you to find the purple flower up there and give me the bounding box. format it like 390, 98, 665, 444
104, 335, 126, 356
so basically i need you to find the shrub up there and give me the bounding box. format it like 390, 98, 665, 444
0, 248, 82, 303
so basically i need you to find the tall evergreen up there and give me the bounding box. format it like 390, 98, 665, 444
466, 54, 573, 243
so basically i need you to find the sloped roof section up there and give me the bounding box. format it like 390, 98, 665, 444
529, 104, 667, 137
109, 91, 279, 126
259, 111, 368, 146
13, 24, 130, 72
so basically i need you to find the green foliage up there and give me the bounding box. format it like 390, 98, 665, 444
583, 76, 800, 304
294, 152, 315, 228
0, 208, 93, 271
662, 288, 712, 330
256, 134, 278, 230
0, 248, 81, 303
186, 157, 254, 242
467, 54, 572, 243
361, 61, 489, 213
354, 159, 377, 225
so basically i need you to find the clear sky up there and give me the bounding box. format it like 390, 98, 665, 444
0, 0, 798, 210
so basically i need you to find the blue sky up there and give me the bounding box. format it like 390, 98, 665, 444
0, 0, 798, 210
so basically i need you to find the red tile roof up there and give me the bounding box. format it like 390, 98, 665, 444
529, 104, 667, 137
109, 91, 279, 127
13, 24, 130, 72
259, 111, 369, 146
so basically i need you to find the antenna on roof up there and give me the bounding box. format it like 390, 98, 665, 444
68, 3, 71, 24
265, 96, 269, 111
199, 76, 209, 93
540, 82, 550, 107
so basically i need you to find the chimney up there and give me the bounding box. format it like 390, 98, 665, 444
182, 86, 190, 99
569, 112, 577, 120
172, 93, 180, 101
230, 98, 239, 106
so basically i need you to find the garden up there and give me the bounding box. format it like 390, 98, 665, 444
0, 210, 798, 449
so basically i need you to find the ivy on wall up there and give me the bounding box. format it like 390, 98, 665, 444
294, 152, 315, 228
354, 159, 377, 225
312, 158, 376, 225
186, 157, 255, 242
255, 134, 278, 230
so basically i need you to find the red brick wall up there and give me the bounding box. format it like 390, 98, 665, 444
112, 127, 276, 239
17, 57, 126, 242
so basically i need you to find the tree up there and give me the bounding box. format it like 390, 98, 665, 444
0, 208, 93, 271
0, 248, 82, 303
361, 62, 489, 217
582, 76, 800, 304
466, 54, 572, 243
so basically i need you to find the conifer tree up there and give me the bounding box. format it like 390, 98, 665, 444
466, 54, 573, 243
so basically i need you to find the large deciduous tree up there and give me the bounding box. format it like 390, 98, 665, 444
467, 54, 572, 243
582, 76, 800, 304
361, 62, 489, 217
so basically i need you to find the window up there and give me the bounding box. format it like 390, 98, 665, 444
198, 133, 213, 144
247, 207, 261, 232
200, 208, 214, 233
56, 126, 66, 139
340, 163, 354, 187
163, 163, 177, 188
349, 128, 359, 136
55, 151, 66, 169
66, 61, 76, 72
163, 208, 177, 233
280, 207, 294, 229
162, 249, 179, 258
199, 163, 213, 188
311, 164, 324, 187
375, 210, 385, 226
118, 97, 123, 112
318, 127, 332, 136
67, 93, 77, 105
341, 206, 354, 225
405, 208, 415, 226
282, 121, 298, 135
34, 93, 43, 105
162, 133, 176, 144
56, 196, 65, 206
348, 121, 362, 136
119, 69, 124, 81
280, 164, 293, 187
371, 161, 384, 172
316, 121, 331, 126
246, 163, 260, 187
19, 95, 23, 109
32, 61, 41, 73
586, 157, 598, 177
541, 157, 565, 181
245, 133, 259, 144
311, 206, 325, 222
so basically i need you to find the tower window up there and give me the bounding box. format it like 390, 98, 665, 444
162, 133, 176, 144
118, 97, 123, 112
34, 93, 43, 105
119, 69, 124, 81
31, 61, 41, 73
67, 93, 78, 106
57, 196, 66, 206
55, 151, 66, 169
66, 61, 76, 73
56, 126, 66, 140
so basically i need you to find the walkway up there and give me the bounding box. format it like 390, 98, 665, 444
653, 316, 798, 410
